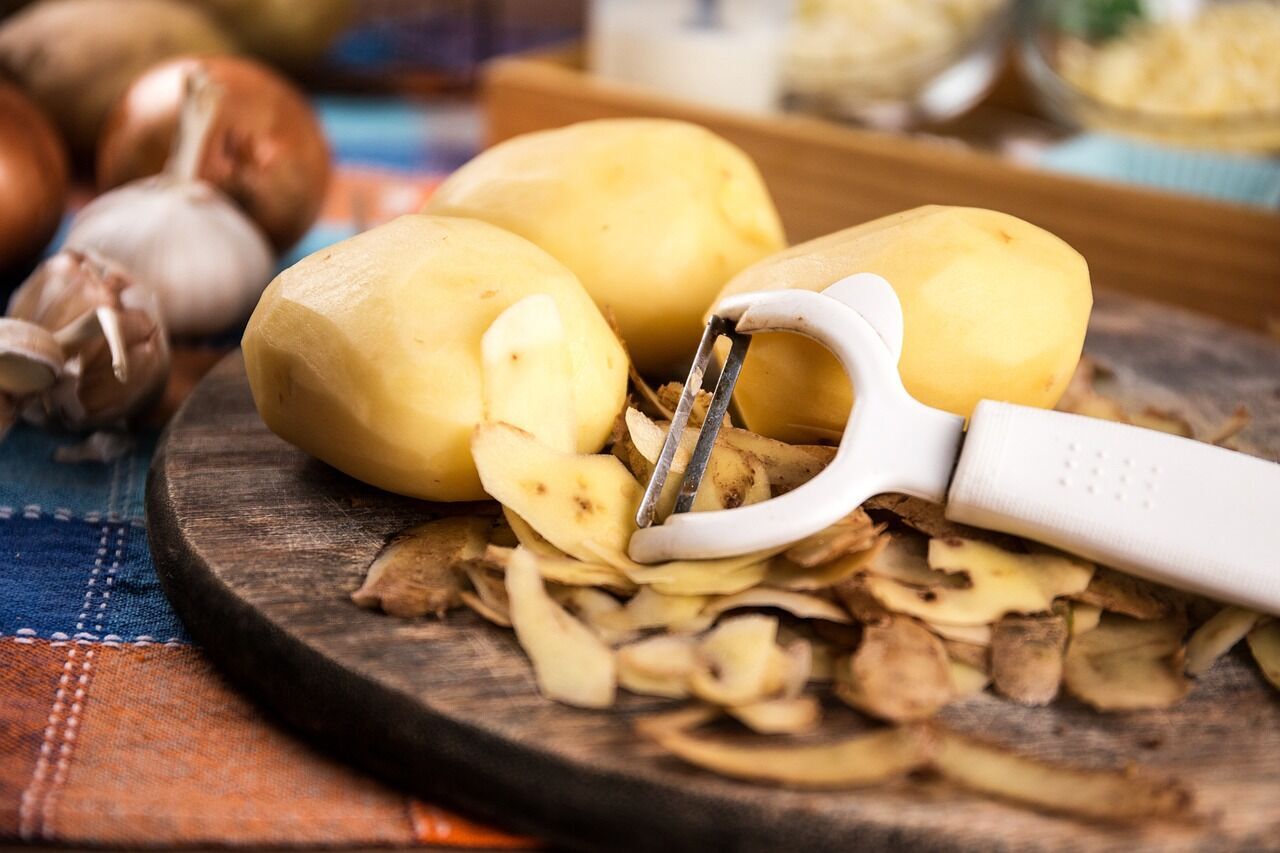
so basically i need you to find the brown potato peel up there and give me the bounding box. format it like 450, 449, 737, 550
351, 516, 489, 618
836, 617, 953, 722
372, 350, 1277, 825
1064, 614, 1191, 711
990, 613, 1068, 706
932, 730, 1193, 822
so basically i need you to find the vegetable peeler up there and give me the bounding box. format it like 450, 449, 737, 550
630, 274, 1280, 616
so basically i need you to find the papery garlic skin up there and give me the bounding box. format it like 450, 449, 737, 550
65, 177, 274, 337
8, 249, 170, 431
0, 317, 63, 394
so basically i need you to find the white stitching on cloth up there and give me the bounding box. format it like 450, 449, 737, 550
18, 454, 131, 840
2, 635, 186, 648
0, 506, 145, 527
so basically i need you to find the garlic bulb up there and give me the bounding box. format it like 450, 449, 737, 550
7, 248, 170, 431
64, 68, 274, 338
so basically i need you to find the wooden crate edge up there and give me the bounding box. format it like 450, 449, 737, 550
483, 54, 1280, 331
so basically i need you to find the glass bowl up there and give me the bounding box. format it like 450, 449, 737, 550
782, 0, 1015, 130
1019, 0, 1280, 153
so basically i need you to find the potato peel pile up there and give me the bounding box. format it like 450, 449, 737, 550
353, 307, 1271, 824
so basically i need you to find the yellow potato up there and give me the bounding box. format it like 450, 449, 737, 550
243, 215, 627, 500
714, 206, 1092, 441
426, 119, 786, 374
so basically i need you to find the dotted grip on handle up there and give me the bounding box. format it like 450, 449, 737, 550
946, 401, 1280, 615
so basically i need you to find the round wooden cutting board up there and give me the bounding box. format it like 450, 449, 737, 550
148, 293, 1280, 852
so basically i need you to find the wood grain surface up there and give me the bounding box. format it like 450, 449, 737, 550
147, 292, 1280, 852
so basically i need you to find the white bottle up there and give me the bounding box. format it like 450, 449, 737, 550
588, 0, 789, 114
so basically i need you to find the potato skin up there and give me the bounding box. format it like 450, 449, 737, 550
715, 206, 1092, 441
242, 215, 628, 501
426, 119, 786, 376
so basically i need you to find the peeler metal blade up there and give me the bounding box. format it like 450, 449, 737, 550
627, 276, 966, 565
635, 316, 751, 529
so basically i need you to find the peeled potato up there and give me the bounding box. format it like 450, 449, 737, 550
426, 119, 786, 374
243, 215, 627, 501
714, 206, 1092, 441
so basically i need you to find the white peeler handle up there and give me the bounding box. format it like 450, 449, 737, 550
947, 401, 1280, 614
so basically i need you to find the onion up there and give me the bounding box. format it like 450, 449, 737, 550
0, 0, 234, 161
70, 70, 275, 338
0, 81, 68, 276
182, 0, 355, 73
97, 55, 331, 250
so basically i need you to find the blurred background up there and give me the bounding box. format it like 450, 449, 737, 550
1, 0, 1277, 331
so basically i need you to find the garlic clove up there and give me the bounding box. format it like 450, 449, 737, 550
51, 305, 131, 384
70, 307, 168, 428
95, 306, 129, 383
0, 317, 64, 395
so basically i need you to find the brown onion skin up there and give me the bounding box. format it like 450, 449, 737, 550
0, 80, 68, 276
0, 0, 234, 162
97, 55, 331, 250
